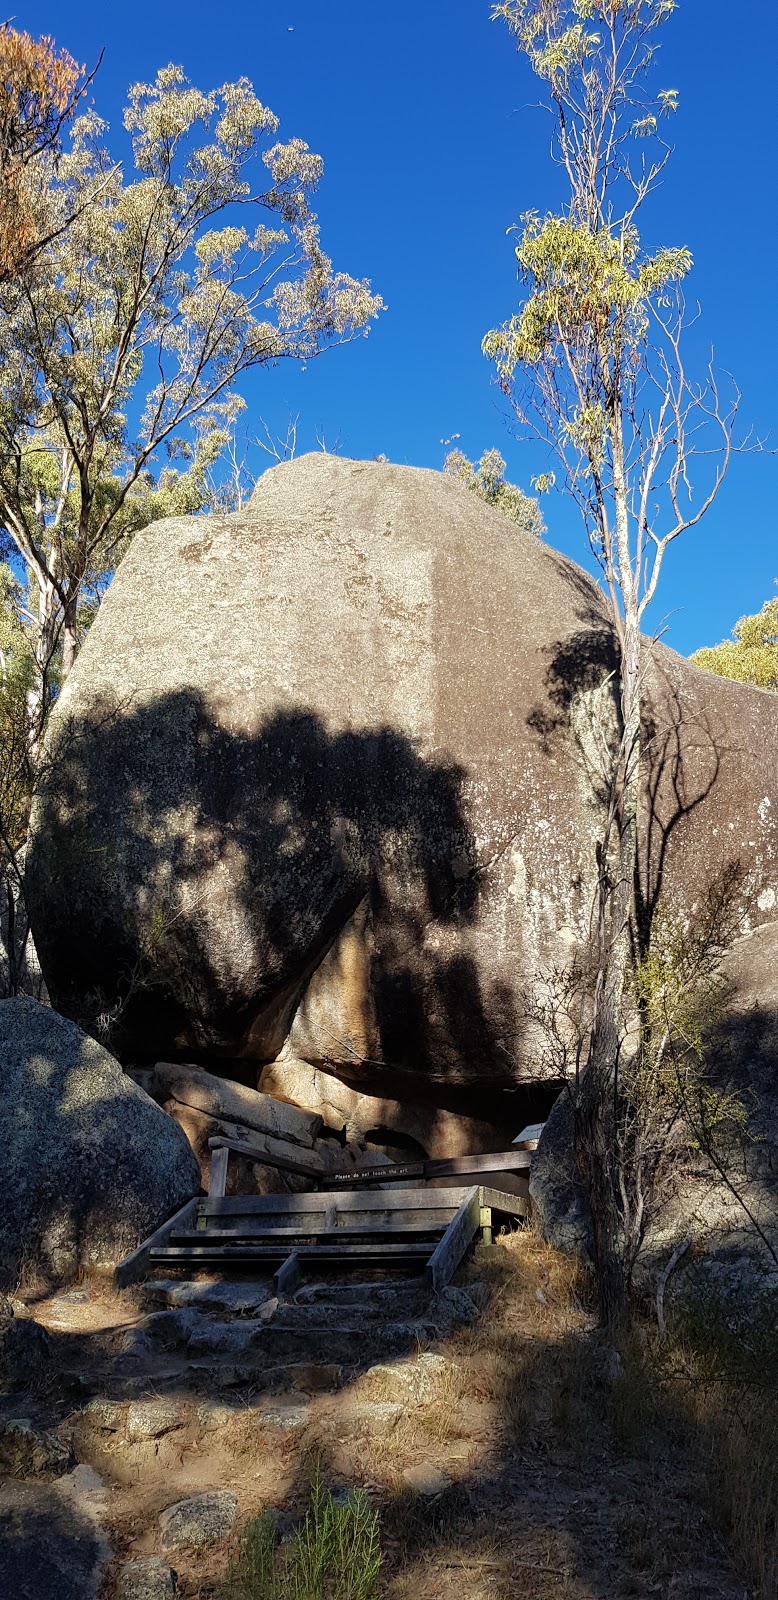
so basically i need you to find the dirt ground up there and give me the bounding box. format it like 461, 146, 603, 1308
1, 1230, 757, 1600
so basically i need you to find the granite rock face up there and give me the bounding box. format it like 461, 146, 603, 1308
24, 455, 778, 1128
0, 997, 200, 1288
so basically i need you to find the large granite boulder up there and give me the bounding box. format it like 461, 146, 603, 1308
24, 455, 778, 1133
0, 997, 200, 1289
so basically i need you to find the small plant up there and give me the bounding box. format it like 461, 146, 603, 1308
218, 1466, 382, 1600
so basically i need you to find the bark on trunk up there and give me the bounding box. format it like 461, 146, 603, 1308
575, 403, 644, 1331
61, 596, 78, 679
26, 575, 59, 766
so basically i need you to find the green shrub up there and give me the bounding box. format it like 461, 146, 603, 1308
219, 1468, 382, 1600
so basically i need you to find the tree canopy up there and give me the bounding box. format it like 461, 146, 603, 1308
691, 595, 778, 691
0, 23, 88, 281
0, 61, 382, 747
443, 446, 545, 536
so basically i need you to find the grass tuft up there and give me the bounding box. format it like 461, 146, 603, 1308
218, 1464, 382, 1600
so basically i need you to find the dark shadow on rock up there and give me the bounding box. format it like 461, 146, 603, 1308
636, 663, 723, 960
26, 695, 525, 1111
0, 1475, 107, 1600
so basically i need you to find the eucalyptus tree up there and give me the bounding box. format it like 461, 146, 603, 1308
0, 22, 90, 281
484, 0, 737, 1323
0, 66, 382, 751
692, 594, 778, 691
443, 446, 545, 535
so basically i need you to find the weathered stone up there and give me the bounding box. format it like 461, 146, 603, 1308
402, 1463, 453, 1495
194, 1400, 242, 1434
363, 1353, 456, 1405
118, 1328, 155, 1360
260, 1054, 501, 1157
528, 1091, 593, 1260
0, 1470, 110, 1598
81, 1399, 126, 1432
0, 1304, 51, 1390
0, 1418, 71, 1478
126, 1398, 188, 1441
0, 998, 200, 1290
25, 454, 778, 1132
258, 1400, 311, 1433
186, 1317, 266, 1358
337, 1400, 403, 1432
161, 1099, 323, 1194
144, 1278, 271, 1315
431, 1285, 480, 1327
119, 1556, 177, 1599
141, 1308, 201, 1349
159, 1490, 237, 1551
147, 1062, 322, 1146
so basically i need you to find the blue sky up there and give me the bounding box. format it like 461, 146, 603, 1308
21, 0, 778, 655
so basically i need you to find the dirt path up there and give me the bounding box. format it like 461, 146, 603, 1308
0, 1233, 746, 1599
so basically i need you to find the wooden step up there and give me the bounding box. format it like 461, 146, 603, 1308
199, 1186, 475, 1216
170, 1223, 447, 1245
149, 1242, 434, 1266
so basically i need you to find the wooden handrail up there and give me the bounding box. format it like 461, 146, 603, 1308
207, 1135, 322, 1196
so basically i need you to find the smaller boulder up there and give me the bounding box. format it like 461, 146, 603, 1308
402, 1464, 453, 1496
119, 1556, 177, 1599
0, 997, 200, 1289
528, 1090, 593, 1259
0, 1417, 71, 1478
159, 1490, 238, 1551
126, 1398, 188, 1442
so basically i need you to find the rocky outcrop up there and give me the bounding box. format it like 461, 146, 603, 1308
132, 1062, 323, 1146
259, 1053, 500, 1157
24, 455, 778, 1132
127, 1059, 391, 1191
0, 998, 200, 1289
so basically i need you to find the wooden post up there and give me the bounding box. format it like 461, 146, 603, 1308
480, 1204, 493, 1246
426, 1187, 481, 1291
274, 1250, 301, 1295
114, 1197, 200, 1288
209, 1145, 230, 1198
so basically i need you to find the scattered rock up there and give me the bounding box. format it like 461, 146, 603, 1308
142, 1308, 201, 1349
186, 1317, 265, 1358
0, 1418, 71, 1478
118, 1327, 155, 1360
80, 1399, 126, 1433
290, 1362, 342, 1392
431, 1285, 480, 1326
337, 1401, 403, 1433
363, 1352, 456, 1405
259, 1401, 311, 1433
194, 1401, 242, 1434
119, 1556, 177, 1599
159, 1490, 237, 1551
402, 1464, 453, 1496
126, 1398, 188, 1442
144, 1279, 271, 1315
